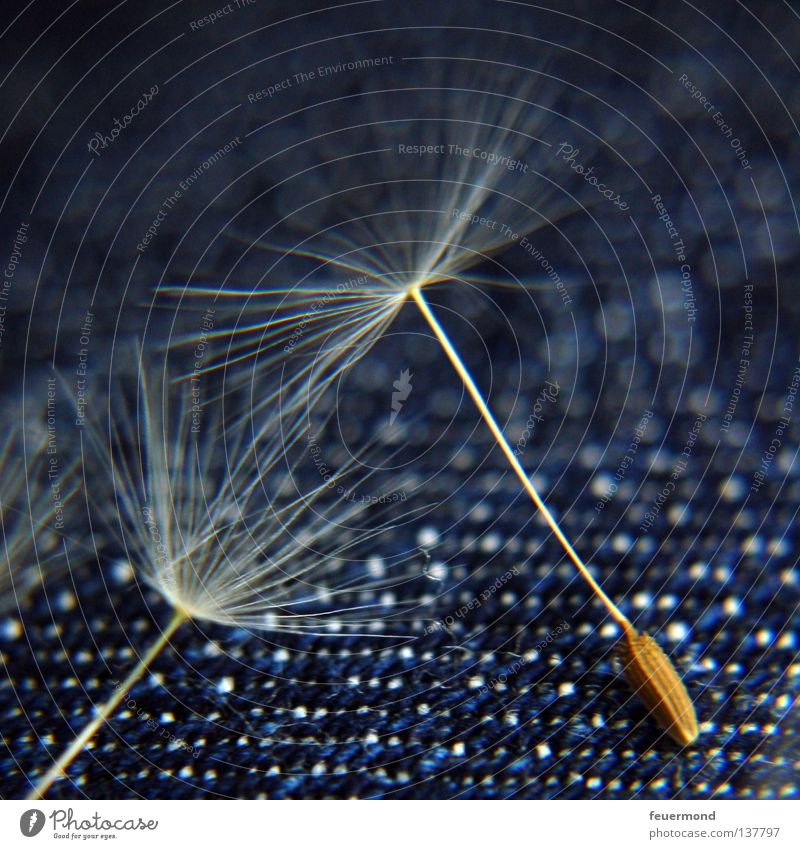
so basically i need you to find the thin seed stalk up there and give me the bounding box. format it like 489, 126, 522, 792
409, 285, 699, 745
27, 611, 188, 800
409, 284, 630, 628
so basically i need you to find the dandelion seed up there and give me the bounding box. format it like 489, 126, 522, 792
617, 628, 699, 747
164, 62, 697, 741
27, 355, 426, 800
0, 423, 77, 614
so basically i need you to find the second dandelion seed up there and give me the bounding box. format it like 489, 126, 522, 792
28, 354, 426, 799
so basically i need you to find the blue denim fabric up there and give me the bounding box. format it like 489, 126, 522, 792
0, 0, 798, 801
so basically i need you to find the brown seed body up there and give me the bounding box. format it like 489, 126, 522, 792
619, 627, 699, 746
